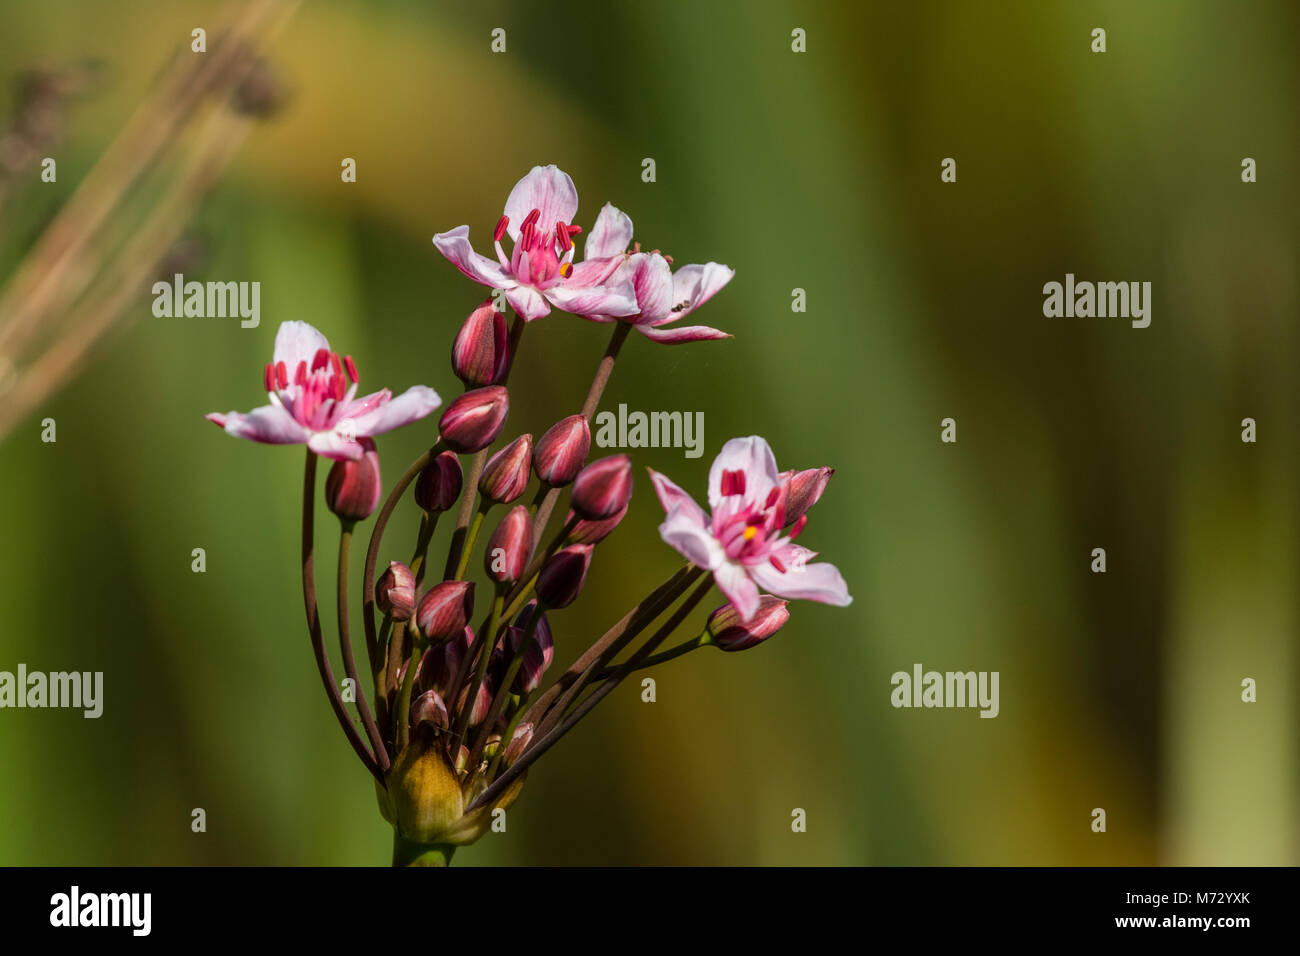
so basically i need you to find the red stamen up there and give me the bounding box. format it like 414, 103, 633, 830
330, 352, 342, 376
343, 355, 358, 384
769, 554, 787, 574
295, 361, 307, 386
789, 515, 808, 540
332, 373, 346, 401
311, 348, 330, 372
522, 208, 541, 229
520, 221, 534, 250
720, 469, 746, 497
555, 222, 572, 252
263, 363, 274, 392
567, 223, 582, 235
493, 215, 510, 242
276, 361, 288, 389
764, 486, 781, 509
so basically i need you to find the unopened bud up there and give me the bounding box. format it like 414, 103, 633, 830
484, 505, 533, 586
504, 723, 533, 765
416, 628, 471, 698
570, 454, 633, 520
439, 386, 509, 453
457, 675, 495, 728
565, 505, 627, 545
533, 414, 590, 486
534, 544, 593, 609
478, 433, 533, 504
416, 580, 475, 642
780, 467, 833, 527
376, 561, 416, 621
505, 603, 555, 693
706, 596, 790, 652
324, 438, 381, 522
414, 450, 463, 513
410, 689, 450, 729
452, 299, 510, 387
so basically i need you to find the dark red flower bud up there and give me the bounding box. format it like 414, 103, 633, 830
324, 437, 382, 522
570, 454, 633, 520
416, 580, 475, 642
503, 723, 533, 765
414, 450, 463, 513
410, 689, 449, 730
439, 386, 509, 453
505, 603, 555, 693
484, 505, 533, 586
533, 414, 590, 486
457, 674, 495, 728
451, 299, 509, 387
478, 433, 533, 504
417, 626, 472, 697
707, 596, 790, 652
534, 544, 594, 609
780, 467, 833, 527
565, 505, 628, 545
376, 561, 416, 621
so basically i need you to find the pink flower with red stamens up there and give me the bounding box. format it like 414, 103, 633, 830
649, 436, 851, 622
205, 321, 441, 460
580, 203, 735, 344
431, 165, 640, 322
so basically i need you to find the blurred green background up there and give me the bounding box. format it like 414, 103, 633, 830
0, 0, 1295, 865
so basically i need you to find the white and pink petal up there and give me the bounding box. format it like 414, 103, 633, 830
207, 403, 310, 446
433, 227, 513, 288
749, 558, 852, 608
503, 165, 579, 239
273, 321, 331, 373
585, 203, 634, 259
707, 435, 781, 510
657, 506, 724, 570
647, 468, 708, 524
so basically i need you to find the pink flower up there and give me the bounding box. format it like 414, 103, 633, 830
205, 321, 441, 461
431, 165, 640, 322
649, 436, 851, 622
581, 203, 735, 344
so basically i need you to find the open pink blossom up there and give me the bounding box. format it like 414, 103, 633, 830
205, 321, 441, 461
431, 165, 640, 322
649, 436, 851, 621
581, 203, 734, 344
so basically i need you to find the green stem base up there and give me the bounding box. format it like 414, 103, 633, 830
392, 832, 456, 867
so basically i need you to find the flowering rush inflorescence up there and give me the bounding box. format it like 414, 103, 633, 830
204, 164, 851, 866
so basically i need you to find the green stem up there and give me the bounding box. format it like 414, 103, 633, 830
466, 606, 542, 774
530, 322, 632, 547
300, 449, 383, 785
338, 522, 389, 768
503, 513, 578, 621
469, 573, 713, 813
391, 832, 455, 867
364, 443, 442, 677
449, 589, 505, 753
409, 510, 438, 588
452, 501, 488, 581
592, 631, 709, 680
395, 642, 423, 753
